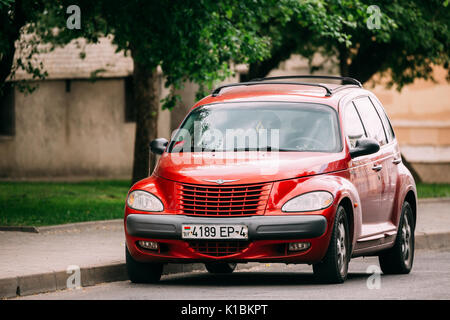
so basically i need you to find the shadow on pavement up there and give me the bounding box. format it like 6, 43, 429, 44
143, 271, 372, 287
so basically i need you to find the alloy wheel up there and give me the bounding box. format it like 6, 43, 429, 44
401, 214, 412, 268
336, 220, 347, 276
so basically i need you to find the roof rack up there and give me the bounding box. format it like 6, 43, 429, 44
250, 75, 362, 87
211, 75, 362, 97
212, 81, 333, 97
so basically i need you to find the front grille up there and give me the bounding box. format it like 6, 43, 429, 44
176, 182, 272, 216
189, 241, 248, 257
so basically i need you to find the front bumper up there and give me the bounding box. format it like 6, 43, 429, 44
125, 214, 332, 264
126, 214, 327, 240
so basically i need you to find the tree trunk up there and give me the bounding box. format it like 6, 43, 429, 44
347, 42, 389, 84
338, 45, 349, 79
131, 59, 159, 185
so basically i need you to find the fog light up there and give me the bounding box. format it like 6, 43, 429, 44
138, 240, 159, 251
288, 242, 311, 252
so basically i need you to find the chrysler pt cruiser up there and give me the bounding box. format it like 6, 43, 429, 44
124, 75, 417, 284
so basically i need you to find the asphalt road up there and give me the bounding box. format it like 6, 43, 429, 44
17, 249, 450, 300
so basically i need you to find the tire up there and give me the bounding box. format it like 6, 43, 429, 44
205, 262, 237, 274
126, 246, 163, 283
378, 201, 415, 274
313, 206, 350, 284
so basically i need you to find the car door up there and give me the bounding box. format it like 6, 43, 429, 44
343, 100, 381, 226
353, 96, 391, 225
369, 96, 400, 223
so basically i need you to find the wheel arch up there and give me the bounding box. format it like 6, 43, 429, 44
298, 174, 362, 252
404, 190, 417, 230
337, 196, 355, 252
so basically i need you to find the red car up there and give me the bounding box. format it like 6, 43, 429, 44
124, 75, 416, 284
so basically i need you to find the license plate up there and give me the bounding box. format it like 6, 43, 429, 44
181, 224, 248, 240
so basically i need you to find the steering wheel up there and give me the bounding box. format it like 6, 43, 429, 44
289, 136, 328, 151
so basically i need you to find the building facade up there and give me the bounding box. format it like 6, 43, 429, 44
0, 38, 171, 179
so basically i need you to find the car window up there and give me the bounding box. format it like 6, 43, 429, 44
369, 97, 395, 143
353, 97, 387, 146
168, 102, 342, 153
343, 103, 366, 149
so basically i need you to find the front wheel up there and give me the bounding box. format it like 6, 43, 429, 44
126, 246, 163, 283
313, 206, 350, 284
378, 201, 415, 274
205, 263, 237, 274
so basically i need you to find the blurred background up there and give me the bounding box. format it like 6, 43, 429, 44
0, 0, 449, 226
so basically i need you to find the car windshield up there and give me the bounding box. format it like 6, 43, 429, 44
168, 102, 341, 153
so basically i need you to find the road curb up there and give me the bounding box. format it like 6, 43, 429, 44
0, 262, 210, 299
37, 219, 123, 234
1, 232, 448, 299
419, 197, 450, 203
0, 219, 123, 234
415, 232, 450, 250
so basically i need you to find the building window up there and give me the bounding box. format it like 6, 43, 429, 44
124, 76, 136, 122
0, 83, 15, 136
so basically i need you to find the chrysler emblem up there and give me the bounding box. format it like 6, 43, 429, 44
203, 179, 240, 184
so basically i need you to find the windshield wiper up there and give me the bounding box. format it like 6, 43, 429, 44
173, 146, 299, 153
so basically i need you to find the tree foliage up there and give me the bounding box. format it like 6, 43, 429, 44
244, 0, 450, 89
0, 0, 48, 94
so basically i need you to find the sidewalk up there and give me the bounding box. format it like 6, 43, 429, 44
1, 198, 449, 298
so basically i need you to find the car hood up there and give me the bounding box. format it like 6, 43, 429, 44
154, 151, 349, 185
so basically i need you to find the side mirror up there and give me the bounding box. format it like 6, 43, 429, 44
150, 138, 169, 155
349, 138, 380, 158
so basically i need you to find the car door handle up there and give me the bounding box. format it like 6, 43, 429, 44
372, 164, 383, 172
393, 158, 402, 165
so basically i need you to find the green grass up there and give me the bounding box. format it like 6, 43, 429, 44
0, 180, 449, 227
417, 183, 450, 199
0, 180, 130, 227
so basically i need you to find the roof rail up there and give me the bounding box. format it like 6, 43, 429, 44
251, 75, 362, 87
212, 81, 333, 97
211, 75, 362, 97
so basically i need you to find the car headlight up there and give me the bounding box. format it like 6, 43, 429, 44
127, 190, 163, 212
282, 191, 333, 212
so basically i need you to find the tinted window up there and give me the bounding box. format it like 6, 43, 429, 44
369, 97, 395, 143
344, 104, 366, 148
353, 97, 387, 146
168, 102, 341, 153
